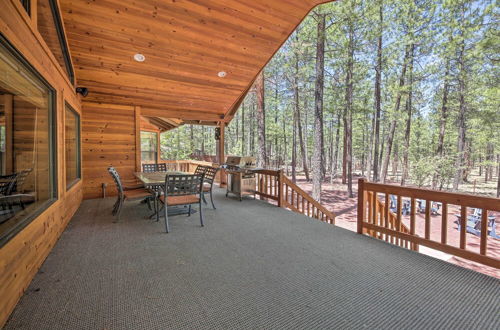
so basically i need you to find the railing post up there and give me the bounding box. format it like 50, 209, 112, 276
277, 169, 283, 208
357, 178, 365, 234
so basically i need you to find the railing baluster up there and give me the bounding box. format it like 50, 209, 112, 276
425, 200, 431, 240
396, 196, 402, 246
480, 209, 488, 255
460, 206, 467, 249
410, 198, 416, 250
441, 203, 448, 244
372, 192, 377, 227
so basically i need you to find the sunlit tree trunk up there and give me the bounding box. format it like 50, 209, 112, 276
255, 71, 267, 167
343, 13, 355, 197
381, 44, 410, 183
312, 12, 326, 201
401, 43, 414, 186
372, 0, 383, 182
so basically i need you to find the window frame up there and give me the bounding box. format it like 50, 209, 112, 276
40, 0, 75, 85
140, 130, 159, 164
0, 34, 58, 248
64, 103, 81, 190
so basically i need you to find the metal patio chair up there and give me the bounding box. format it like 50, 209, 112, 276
108, 167, 153, 222
201, 166, 219, 209
194, 165, 206, 176
142, 163, 158, 173
156, 174, 204, 233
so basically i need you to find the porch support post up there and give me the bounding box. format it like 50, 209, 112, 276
156, 129, 161, 163
357, 178, 365, 234
218, 122, 227, 187
134, 106, 141, 172
277, 169, 283, 208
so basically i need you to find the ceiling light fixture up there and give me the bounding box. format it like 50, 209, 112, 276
217, 71, 227, 78
134, 53, 146, 62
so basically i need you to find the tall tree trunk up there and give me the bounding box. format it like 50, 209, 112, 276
372, 0, 383, 182
497, 157, 500, 197
380, 44, 410, 183
250, 103, 255, 155
365, 113, 374, 179
293, 44, 310, 181
343, 14, 355, 198
453, 8, 468, 191
189, 125, 194, 153
331, 111, 341, 183
201, 126, 205, 154
255, 71, 267, 167
312, 12, 326, 201
241, 101, 245, 155
274, 78, 279, 168
292, 103, 297, 183
401, 43, 414, 186
282, 105, 288, 175
432, 57, 451, 189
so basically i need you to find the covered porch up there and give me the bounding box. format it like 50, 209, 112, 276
5, 189, 499, 329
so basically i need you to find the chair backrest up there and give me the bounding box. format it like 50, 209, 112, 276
15, 169, 32, 193
203, 166, 219, 185
194, 165, 206, 176
142, 163, 158, 173
157, 163, 167, 172
164, 174, 204, 197
0, 174, 18, 196
108, 167, 124, 196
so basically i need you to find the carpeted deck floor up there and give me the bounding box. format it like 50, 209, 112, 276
4, 189, 500, 329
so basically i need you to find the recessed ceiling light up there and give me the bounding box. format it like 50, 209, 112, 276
218, 71, 227, 78
134, 53, 146, 62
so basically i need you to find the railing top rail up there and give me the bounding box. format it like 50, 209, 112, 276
254, 169, 280, 176
282, 175, 335, 219
362, 180, 500, 212
160, 159, 216, 166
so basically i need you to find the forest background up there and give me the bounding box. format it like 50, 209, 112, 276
160, 0, 499, 200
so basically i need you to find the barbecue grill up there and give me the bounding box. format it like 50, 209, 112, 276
224, 156, 257, 201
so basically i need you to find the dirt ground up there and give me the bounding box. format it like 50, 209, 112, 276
292, 174, 500, 279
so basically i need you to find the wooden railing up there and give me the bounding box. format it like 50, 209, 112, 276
255, 169, 281, 203
158, 160, 219, 179
156, 161, 335, 225
358, 178, 500, 268
365, 191, 418, 251
254, 169, 335, 225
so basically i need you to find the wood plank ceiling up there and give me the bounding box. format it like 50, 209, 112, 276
60, 0, 330, 128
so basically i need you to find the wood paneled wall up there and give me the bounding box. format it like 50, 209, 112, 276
0, 1, 82, 326
82, 101, 138, 199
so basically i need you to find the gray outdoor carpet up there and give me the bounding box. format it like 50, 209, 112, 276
4, 189, 500, 330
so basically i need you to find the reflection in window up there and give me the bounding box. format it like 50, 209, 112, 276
141, 131, 158, 163
65, 104, 80, 189
0, 38, 56, 244
37, 0, 74, 84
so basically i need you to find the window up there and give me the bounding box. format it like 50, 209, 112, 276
0, 36, 57, 246
37, 0, 74, 84
141, 131, 158, 163
65, 104, 80, 189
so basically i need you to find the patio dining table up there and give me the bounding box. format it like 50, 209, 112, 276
134, 171, 186, 187
134, 171, 196, 216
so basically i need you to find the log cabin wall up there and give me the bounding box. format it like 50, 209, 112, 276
81, 101, 138, 199
0, 0, 82, 326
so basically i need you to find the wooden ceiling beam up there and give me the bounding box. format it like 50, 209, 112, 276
141, 108, 224, 121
